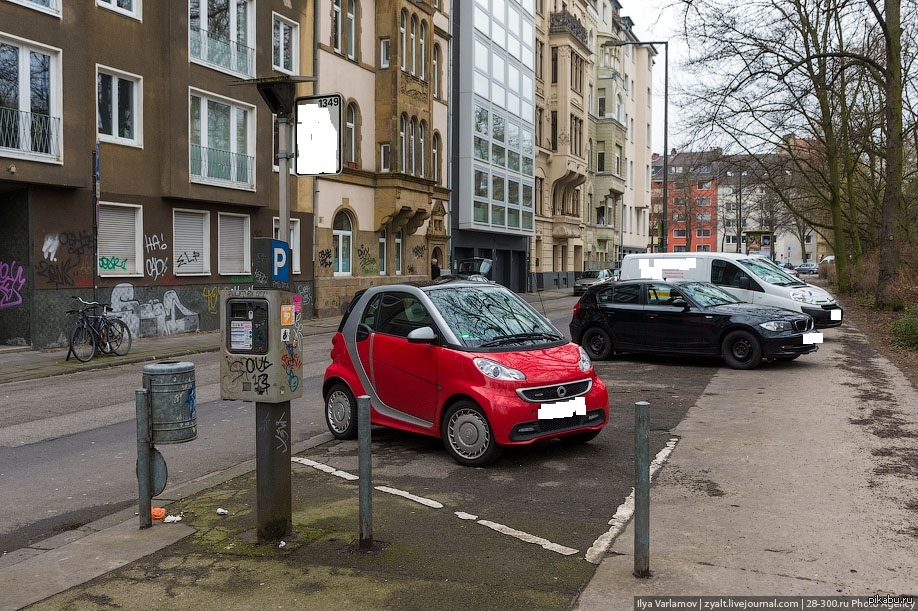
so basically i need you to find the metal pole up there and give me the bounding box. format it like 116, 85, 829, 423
136, 387, 152, 529
255, 400, 292, 542
358, 394, 373, 549
634, 400, 651, 577
661, 42, 668, 253
278, 114, 291, 245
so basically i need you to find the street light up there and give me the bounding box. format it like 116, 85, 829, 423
602, 38, 668, 252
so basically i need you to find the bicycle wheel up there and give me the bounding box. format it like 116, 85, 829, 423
70, 322, 96, 362
103, 318, 132, 356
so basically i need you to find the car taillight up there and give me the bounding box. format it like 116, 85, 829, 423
573, 301, 580, 317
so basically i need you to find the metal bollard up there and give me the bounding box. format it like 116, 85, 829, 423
136, 387, 152, 529
634, 401, 651, 577
358, 395, 373, 549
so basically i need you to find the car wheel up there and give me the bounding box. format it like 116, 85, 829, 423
442, 401, 503, 467
561, 429, 601, 444
582, 327, 613, 360
325, 383, 358, 439
722, 330, 763, 370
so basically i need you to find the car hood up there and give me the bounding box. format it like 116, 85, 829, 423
477, 343, 590, 384
708, 302, 806, 321
791, 283, 836, 304
575, 277, 603, 285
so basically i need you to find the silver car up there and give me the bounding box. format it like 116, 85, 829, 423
574, 269, 618, 296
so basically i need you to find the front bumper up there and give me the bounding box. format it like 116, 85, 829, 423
761, 334, 820, 359
803, 305, 843, 328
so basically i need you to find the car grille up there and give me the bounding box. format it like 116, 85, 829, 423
509, 409, 607, 441
516, 379, 592, 403
793, 318, 813, 332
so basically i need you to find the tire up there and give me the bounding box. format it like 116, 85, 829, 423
441, 401, 503, 467
582, 327, 613, 360
722, 329, 763, 370
102, 318, 132, 356
325, 383, 358, 439
70, 323, 96, 363
561, 429, 602, 444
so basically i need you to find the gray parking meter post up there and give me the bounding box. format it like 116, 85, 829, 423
634, 401, 651, 577
358, 394, 372, 549
136, 387, 152, 529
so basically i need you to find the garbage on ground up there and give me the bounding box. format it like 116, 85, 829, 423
278, 541, 286, 549
151, 507, 167, 520
163, 515, 183, 523
216, 508, 229, 515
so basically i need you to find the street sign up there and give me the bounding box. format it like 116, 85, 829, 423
295, 93, 343, 175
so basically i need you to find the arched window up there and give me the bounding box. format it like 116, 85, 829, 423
332, 0, 342, 52
400, 11, 407, 71
615, 94, 624, 122
418, 121, 426, 177
432, 44, 440, 98
432, 132, 441, 183
410, 16, 418, 75
409, 117, 417, 175
399, 114, 407, 172
345, 103, 357, 164
332, 211, 353, 275
419, 21, 427, 80
346, 0, 357, 59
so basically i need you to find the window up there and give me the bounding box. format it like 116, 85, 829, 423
696, 245, 712, 252
272, 14, 298, 74
698, 180, 712, 190
345, 103, 357, 165
418, 120, 425, 177
673, 229, 686, 238
380, 143, 391, 172
395, 230, 403, 274
696, 228, 711, 238
333, 211, 353, 275
332, 0, 342, 52
597, 151, 605, 172
346, 0, 357, 59
9, 0, 61, 17
378, 230, 387, 274
272, 217, 302, 274
98, 0, 140, 19
99, 203, 143, 276
189, 0, 254, 77
598, 90, 606, 116
218, 212, 250, 274
380, 38, 390, 68
97, 66, 142, 146
697, 197, 711, 207
173, 209, 210, 275
725, 235, 738, 245
0, 36, 61, 159
805, 234, 813, 244
399, 114, 407, 171
432, 133, 441, 183
400, 11, 407, 70
432, 44, 440, 97
189, 90, 254, 189
373, 292, 433, 338
615, 94, 623, 122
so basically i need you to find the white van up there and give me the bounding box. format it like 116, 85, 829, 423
620, 252, 843, 328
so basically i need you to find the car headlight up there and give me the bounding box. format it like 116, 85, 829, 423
790, 289, 818, 304
578, 346, 593, 372
760, 320, 792, 332
474, 358, 526, 381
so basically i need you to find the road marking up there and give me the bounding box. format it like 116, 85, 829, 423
291, 456, 358, 481
375, 486, 444, 508
477, 519, 579, 556
585, 436, 679, 564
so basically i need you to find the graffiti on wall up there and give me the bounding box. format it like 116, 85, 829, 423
296, 284, 314, 306
144, 233, 170, 281
0, 260, 26, 308
36, 230, 94, 288
357, 244, 378, 274
109, 282, 200, 338
201, 286, 221, 314
412, 244, 427, 259
224, 354, 273, 396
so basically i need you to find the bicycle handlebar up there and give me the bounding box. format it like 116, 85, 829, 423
71, 296, 112, 311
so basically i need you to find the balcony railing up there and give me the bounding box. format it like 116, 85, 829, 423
190, 144, 254, 188
549, 10, 589, 48
189, 26, 255, 77
0, 106, 61, 158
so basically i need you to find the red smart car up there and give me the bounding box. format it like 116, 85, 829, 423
322, 282, 609, 467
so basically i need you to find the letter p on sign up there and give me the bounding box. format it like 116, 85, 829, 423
272, 239, 289, 283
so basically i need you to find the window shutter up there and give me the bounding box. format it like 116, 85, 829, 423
219, 214, 248, 274
99, 204, 138, 275
174, 211, 207, 274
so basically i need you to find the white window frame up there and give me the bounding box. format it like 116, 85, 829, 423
432, 44, 440, 97
96, 65, 143, 148
218, 212, 251, 275
395, 230, 403, 275
173, 209, 211, 275
333, 0, 342, 53
419, 21, 427, 80
333, 211, 353, 276
346, 0, 356, 59
378, 230, 387, 275
189, 88, 256, 190
98, 202, 143, 277
696, 228, 712, 238
188, 0, 254, 77
400, 11, 407, 71
8, 0, 62, 18
97, 0, 141, 20
273, 217, 302, 274
345, 103, 357, 164
380, 38, 390, 68
380, 143, 391, 172
272, 13, 299, 74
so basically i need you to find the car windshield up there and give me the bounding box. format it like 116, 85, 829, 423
679, 282, 743, 307
740, 258, 805, 287
427, 286, 563, 348
579, 271, 602, 279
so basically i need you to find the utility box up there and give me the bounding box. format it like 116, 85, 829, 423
220, 289, 304, 403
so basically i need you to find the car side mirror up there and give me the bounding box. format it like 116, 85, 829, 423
407, 326, 438, 344
356, 323, 372, 342
671, 298, 689, 310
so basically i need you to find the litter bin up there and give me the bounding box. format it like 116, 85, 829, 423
142, 360, 197, 444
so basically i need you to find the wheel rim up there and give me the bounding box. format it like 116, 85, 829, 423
71, 326, 95, 361
447, 408, 490, 459
730, 337, 753, 361
326, 390, 352, 434
586, 331, 606, 357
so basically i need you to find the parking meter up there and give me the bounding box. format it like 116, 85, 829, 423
219, 289, 304, 403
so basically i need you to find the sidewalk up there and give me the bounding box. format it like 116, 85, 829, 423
2, 290, 916, 610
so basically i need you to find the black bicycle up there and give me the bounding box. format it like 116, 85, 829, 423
67, 296, 133, 362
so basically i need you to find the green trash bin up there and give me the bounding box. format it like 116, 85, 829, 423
143, 360, 197, 444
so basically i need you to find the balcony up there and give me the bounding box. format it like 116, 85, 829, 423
190, 144, 254, 189
549, 10, 589, 48
0, 107, 61, 160
189, 26, 255, 77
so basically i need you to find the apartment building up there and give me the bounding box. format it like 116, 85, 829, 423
312, 0, 451, 318
652, 149, 721, 253
0, 0, 315, 348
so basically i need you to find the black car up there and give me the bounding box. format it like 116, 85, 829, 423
569, 279, 820, 370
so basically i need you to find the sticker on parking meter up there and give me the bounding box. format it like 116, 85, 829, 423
538, 396, 587, 419
281, 328, 291, 343
281, 304, 294, 326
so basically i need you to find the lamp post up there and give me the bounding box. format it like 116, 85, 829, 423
602, 39, 669, 252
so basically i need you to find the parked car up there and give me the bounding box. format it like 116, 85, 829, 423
781, 262, 800, 277
573, 269, 617, 295
796, 262, 819, 275
569, 279, 820, 370
323, 282, 609, 467
433, 257, 493, 283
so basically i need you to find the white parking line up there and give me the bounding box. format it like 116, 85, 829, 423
291, 456, 359, 481
476, 519, 580, 556
584, 436, 679, 564
375, 485, 444, 508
